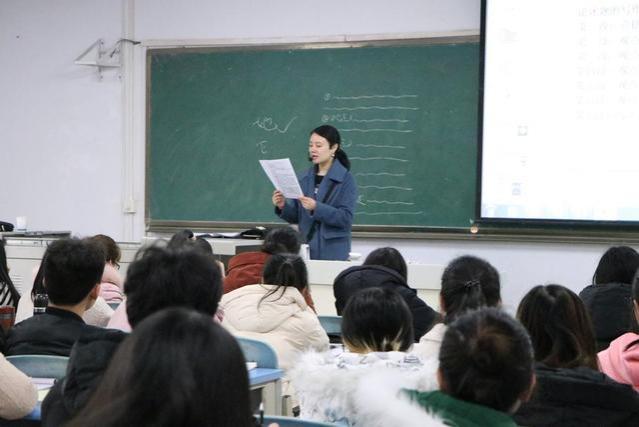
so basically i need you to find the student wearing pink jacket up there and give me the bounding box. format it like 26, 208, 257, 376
598, 275, 639, 392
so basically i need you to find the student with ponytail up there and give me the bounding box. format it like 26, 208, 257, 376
221, 253, 328, 371
273, 125, 357, 260
412, 255, 501, 359
514, 284, 639, 426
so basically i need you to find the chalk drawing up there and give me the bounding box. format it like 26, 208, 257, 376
252, 116, 297, 133
366, 200, 415, 206
324, 106, 419, 111
351, 157, 408, 162
357, 211, 424, 216
356, 144, 406, 149
355, 172, 406, 177
341, 128, 413, 133
359, 185, 413, 191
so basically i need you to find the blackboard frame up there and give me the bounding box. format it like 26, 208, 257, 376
145, 35, 481, 233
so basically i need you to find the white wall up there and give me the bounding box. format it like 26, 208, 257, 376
1, 1, 629, 309
0, 0, 124, 237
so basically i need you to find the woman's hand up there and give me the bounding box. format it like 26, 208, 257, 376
272, 190, 285, 209
299, 196, 317, 211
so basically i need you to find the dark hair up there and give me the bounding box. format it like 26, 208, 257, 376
311, 125, 350, 170
167, 229, 195, 250
363, 247, 408, 281
31, 259, 45, 301
194, 237, 214, 256
439, 307, 534, 413
0, 239, 20, 308
261, 227, 301, 255
43, 238, 105, 305
517, 284, 598, 370
440, 256, 501, 323
67, 308, 252, 427
593, 246, 639, 285
124, 245, 222, 328
342, 287, 413, 352
260, 253, 308, 304
88, 234, 121, 264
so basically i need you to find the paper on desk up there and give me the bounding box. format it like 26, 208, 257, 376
259, 158, 303, 199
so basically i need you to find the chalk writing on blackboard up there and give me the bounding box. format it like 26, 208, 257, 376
322, 91, 424, 217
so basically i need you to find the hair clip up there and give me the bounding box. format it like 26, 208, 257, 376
464, 279, 480, 289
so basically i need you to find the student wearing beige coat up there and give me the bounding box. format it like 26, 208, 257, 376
0, 353, 38, 419
221, 253, 328, 371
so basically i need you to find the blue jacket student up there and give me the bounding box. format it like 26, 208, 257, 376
277, 159, 357, 260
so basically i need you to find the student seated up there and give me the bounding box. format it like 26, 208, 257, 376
333, 247, 438, 341
290, 287, 437, 426
106, 234, 224, 332
406, 308, 535, 427
0, 238, 20, 333
514, 284, 639, 426
15, 254, 114, 327
41, 243, 223, 426
0, 331, 37, 420
88, 234, 124, 304
224, 227, 316, 311
579, 246, 639, 351
66, 308, 253, 427
0, 358, 38, 420
221, 253, 328, 372
412, 255, 501, 359
598, 272, 639, 392
6, 238, 105, 356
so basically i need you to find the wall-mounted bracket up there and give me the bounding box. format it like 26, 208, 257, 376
74, 39, 122, 80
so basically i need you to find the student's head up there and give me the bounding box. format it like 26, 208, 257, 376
68, 308, 253, 427
310, 124, 350, 170
167, 229, 195, 249
363, 247, 408, 281
517, 284, 597, 370
194, 236, 214, 255
260, 253, 308, 303
593, 246, 639, 285
261, 227, 301, 255
342, 287, 413, 353
0, 239, 20, 307
88, 234, 121, 266
124, 245, 222, 328
440, 255, 501, 322
43, 238, 105, 306
438, 307, 535, 414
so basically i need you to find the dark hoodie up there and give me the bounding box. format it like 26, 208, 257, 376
514, 363, 639, 427
579, 282, 634, 351
333, 265, 438, 341
41, 328, 126, 427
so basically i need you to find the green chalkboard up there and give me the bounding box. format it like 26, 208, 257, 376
147, 38, 479, 229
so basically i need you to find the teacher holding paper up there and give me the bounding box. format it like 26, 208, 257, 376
273, 125, 357, 260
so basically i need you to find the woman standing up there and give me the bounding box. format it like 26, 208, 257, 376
273, 125, 357, 260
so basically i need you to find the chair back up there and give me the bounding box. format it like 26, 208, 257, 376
237, 337, 278, 369
262, 415, 337, 426
318, 315, 342, 343
6, 355, 69, 379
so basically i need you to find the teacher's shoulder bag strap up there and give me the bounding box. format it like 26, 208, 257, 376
305, 181, 338, 244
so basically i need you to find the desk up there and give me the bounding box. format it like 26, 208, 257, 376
19, 368, 284, 422
250, 368, 283, 416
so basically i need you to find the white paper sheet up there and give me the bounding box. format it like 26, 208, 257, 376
259, 158, 303, 199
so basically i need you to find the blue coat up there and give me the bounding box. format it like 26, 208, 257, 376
277, 160, 357, 260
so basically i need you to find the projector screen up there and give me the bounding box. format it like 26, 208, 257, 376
480, 0, 639, 222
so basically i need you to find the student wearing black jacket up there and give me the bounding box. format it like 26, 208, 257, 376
579, 246, 639, 351
333, 247, 438, 341
42, 243, 224, 427
515, 284, 639, 427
